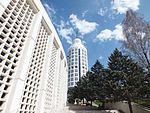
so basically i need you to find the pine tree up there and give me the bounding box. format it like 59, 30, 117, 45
67, 87, 77, 104
75, 76, 87, 103
91, 60, 103, 74
107, 48, 144, 113
87, 60, 105, 106
75, 60, 105, 106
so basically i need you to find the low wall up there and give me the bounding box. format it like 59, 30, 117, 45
105, 101, 150, 113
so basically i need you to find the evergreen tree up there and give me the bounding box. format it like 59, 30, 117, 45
67, 87, 77, 104
75, 77, 87, 103
91, 60, 103, 74
91, 60, 107, 106
84, 71, 96, 105
75, 60, 105, 106
144, 72, 150, 98
86, 60, 105, 105
107, 48, 144, 113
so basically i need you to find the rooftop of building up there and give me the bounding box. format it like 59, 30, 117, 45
69, 38, 86, 50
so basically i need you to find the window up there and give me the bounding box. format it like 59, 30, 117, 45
71, 74, 73, 77
75, 77, 78, 81
71, 82, 74, 85
75, 73, 78, 76
75, 69, 78, 72
71, 70, 74, 73
68, 79, 70, 82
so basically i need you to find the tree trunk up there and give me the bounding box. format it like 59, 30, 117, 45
102, 102, 105, 109
128, 99, 133, 113
91, 100, 92, 106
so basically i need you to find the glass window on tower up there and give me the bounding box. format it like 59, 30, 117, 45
75, 73, 78, 76
68, 74, 70, 77
68, 79, 70, 82
75, 77, 78, 81
71, 74, 73, 77
71, 82, 74, 85
75, 69, 78, 72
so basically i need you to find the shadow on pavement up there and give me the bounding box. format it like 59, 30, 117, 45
65, 104, 120, 113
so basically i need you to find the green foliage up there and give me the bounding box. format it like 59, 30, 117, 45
107, 48, 145, 113
91, 60, 103, 74
67, 60, 105, 105
67, 87, 77, 104
67, 48, 149, 113
94, 100, 103, 106
108, 48, 144, 99
134, 99, 150, 108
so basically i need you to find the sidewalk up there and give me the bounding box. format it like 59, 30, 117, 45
54, 104, 120, 113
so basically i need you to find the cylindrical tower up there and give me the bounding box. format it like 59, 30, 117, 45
67, 38, 88, 87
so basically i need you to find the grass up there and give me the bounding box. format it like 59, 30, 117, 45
134, 99, 150, 108
93, 100, 103, 106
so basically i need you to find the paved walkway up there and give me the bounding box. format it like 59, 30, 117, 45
54, 105, 120, 113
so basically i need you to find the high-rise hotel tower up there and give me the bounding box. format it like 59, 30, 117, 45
0, 0, 68, 112
68, 38, 88, 87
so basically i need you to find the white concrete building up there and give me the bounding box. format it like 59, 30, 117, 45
0, 0, 68, 113
68, 38, 88, 87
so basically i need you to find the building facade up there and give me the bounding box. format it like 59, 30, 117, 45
67, 38, 88, 87
0, 0, 68, 113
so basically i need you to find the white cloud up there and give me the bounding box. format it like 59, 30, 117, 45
43, 3, 56, 18
58, 20, 73, 44
69, 14, 98, 35
112, 0, 140, 14
99, 56, 103, 60
113, 24, 124, 40
82, 40, 86, 45
82, 10, 88, 17
98, 7, 108, 16
96, 24, 124, 42
96, 29, 112, 41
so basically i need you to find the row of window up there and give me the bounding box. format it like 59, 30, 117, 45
68, 82, 75, 86
68, 51, 87, 57
68, 73, 78, 77
68, 65, 78, 69
68, 77, 79, 82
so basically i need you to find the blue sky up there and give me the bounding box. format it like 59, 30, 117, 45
41, 0, 150, 69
